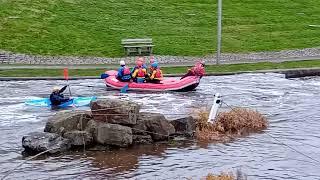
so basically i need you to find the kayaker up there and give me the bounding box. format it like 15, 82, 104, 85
116, 60, 131, 82
132, 60, 147, 83
49, 85, 71, 106
181, 61, 206, 79
147, 62, 163, 83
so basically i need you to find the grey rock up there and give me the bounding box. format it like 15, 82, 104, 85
170, 116, 196, 137
63, 130, 93, 146
132, 119, 148, 135
90, 99, 140, 125
95, 122, 133, 147
22, 132, 71, 154
133, 135, 153, 145
44, 110, 92, 136
138, 113, 175, 141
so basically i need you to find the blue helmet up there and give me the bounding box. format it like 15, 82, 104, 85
151, 62, 158, 68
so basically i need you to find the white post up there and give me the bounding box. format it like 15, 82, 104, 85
216, 0, 222, 65
208, 93, 222, 123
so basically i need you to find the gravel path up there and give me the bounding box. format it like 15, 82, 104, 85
1, 48, 320, 67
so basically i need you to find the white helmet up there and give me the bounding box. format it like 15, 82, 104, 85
52, 86, 60, 92
120, 60, 125, 66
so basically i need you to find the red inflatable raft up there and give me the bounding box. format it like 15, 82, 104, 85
103, 70, 201, 92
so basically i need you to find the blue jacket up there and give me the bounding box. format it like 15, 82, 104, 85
117, 65, 131, 81
49, 85, 70, 106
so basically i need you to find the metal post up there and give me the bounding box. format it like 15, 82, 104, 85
208, 93, 222, 124
216, 0, 222, 65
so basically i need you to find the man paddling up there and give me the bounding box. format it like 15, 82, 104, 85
50, 85, 71, 106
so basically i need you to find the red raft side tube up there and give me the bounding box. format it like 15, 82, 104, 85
104, 70, 201, 92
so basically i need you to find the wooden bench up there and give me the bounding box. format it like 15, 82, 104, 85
121, 38, 154, 56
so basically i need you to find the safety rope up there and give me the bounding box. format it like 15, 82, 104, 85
1, 147, 60, 180
80, 114, 86, 155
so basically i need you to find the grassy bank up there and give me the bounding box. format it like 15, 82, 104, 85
0, 60, 319, 77
1, 0, 319, 57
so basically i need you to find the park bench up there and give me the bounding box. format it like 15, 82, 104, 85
121, 38, 154, 56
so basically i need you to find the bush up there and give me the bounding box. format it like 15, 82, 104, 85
194, 108, 268, 141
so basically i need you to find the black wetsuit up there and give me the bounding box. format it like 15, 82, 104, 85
49, 85, 70, 106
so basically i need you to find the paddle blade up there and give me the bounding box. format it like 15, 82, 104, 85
100, 73, 109, 79
63, 68, 69, 80
120, 84, 129, 93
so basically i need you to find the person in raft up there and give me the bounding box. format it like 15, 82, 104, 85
132, 57, 147, 72
132, 59, 147, 83
116, 60, 131, 82
180, 61, 206, 79
50, 85, 71, 106
148, 56, 156, 73
147, 61, 163, 83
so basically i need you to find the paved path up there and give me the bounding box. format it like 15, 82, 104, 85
1, 67, 319, 81
0, 56, 319, 69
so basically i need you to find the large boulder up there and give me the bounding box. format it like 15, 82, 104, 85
90, 99, 140, 125
44, 111, 92, 136
137, 113, 175, 141
63, 131, 93, 146
22, 132, 71, 155
170, 116, 196, 137
94, 122, 133, 147
132, 119, 148, 135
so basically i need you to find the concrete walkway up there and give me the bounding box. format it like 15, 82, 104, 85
0, 56, 319, 69
1, 67, 319, 81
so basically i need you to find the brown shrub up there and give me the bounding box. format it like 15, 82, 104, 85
193, 107, 268, 141
204, 172, 234, 180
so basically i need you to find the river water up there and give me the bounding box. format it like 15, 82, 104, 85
0, 73, 319, 180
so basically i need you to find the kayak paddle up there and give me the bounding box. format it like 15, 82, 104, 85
64, 68, 72, 97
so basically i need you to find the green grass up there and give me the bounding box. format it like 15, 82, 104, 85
0, 60, 319, 77
0, 0, 320, 57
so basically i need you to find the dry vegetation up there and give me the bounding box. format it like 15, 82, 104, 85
203, 172, 234, 180
194, 107, 268, 142
197, 169, 247, 180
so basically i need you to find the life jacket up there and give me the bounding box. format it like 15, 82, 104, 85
154, 69, 162, 79
123, 67, 131, 75
191, 64, 205, 76
137, 68, 146, 78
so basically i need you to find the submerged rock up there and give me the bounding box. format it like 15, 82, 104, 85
90, 99, 140, 125
137, 113, 175, 141
133, 135, 153, 145
170, 116, 196, 137
22, 132, 71, 155
44, 110, 92, 136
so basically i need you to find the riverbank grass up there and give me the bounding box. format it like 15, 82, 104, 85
0, 60, 319, 77
1, 0, 320, 56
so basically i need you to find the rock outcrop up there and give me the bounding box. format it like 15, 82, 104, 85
96, 123, 132, 147
22, 132, 71, 154
22, 98, 193, 155
90, 98, 140, 125
44, 110, 92, 136
63, 131, 93, 146
134, 113, 175, 141
170, 116, 196, 137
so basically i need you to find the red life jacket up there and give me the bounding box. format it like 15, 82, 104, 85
137, 68, 145, 77
154, 69, 162, 79
123, 67, 131, 75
